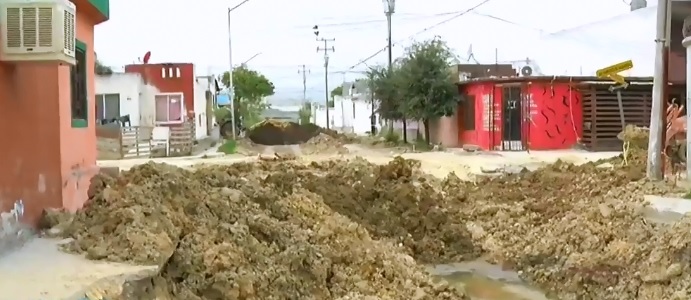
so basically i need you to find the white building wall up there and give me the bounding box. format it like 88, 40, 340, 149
138, 84, 159, 127
95, 74, 142, 126
96, 72, 217, 142
314, 96, 380, 135
193, 78, 209, 140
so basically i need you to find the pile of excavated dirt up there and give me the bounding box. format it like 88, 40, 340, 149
260, 156, 691, 299
443, 160, 687, 299
247, 119, 313, 145
618, 124, 649, 150
247, 120, 355, 147
45, 161, 468, 299
45, 142, 691, 299
302, 133, 349, 155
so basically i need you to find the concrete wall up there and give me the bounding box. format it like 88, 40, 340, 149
0, 0, 107, 226
95, 73, 142, 126
193, 78, 209, 140
314, 97, 380, 135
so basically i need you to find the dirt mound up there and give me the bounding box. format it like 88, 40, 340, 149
247, 119, 314, 145
46, 161, 468, 299
302, 133, 349, 155
248, 120, 355, 146
441, 159, 687, 299
44, 147, 691, 299
618, 124, 649, 150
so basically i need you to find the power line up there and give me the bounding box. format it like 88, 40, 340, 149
345, 0, 493, 71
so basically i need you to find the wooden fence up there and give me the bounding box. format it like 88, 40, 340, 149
581, 85, 652, 151
96, 123, 194, 159
169, 123, 194, 156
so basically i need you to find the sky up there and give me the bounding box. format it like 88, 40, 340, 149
94, 0, 639, 104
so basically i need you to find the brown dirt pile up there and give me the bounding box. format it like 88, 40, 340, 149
302, 133, 349, 155
46, 161, 468, 299
442, 159, 689, 299
247, 120, 355, 146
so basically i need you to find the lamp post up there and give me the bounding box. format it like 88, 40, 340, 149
382, 0, 404, 141
227, 0, 251, 140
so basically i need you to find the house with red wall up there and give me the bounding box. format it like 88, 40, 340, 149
457, 76, 584, 151
93, 62, 215, 140
124, 63, 196, 124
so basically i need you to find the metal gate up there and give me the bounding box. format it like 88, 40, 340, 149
501, 86, 524, 151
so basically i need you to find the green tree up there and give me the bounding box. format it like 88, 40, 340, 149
95, 59, 113, 75
396, 37, 458, 144
298, 102, 312, 124
367, 64, 404, 135
330, 86, 343, 100
221, 66, 275, 128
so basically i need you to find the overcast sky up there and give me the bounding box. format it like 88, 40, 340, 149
94, 0, 636, 104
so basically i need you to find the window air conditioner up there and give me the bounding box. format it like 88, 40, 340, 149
0, 0, 76, 64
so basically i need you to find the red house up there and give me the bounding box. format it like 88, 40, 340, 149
457, 76, 584, 151
124, 63, 196, 123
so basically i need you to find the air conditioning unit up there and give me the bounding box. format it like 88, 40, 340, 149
510, 58, 543, 77
0, 0, 76, 64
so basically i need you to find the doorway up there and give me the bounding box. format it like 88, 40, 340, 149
502, 87, 523, 151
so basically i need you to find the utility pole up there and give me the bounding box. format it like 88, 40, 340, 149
298, 65, 310, 103
647, 0, 670, 180
313, 25, 335, 129
382, 0, 403, 141
226, 0, 251, 140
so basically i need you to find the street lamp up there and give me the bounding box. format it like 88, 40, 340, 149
226, 0, 251, 140
382, 0, 402, 140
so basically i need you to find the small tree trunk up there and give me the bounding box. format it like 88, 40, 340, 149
423, 118, 431, 145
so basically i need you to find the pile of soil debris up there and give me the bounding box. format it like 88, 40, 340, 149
45, 161, 468, 299
247, 120, 355, 146
302, 133, 349, 155
44, 127, 691, 299
247, 119, 314, 145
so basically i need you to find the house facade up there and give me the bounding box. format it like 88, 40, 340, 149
95, 63, 216, 140
0, 0, 109, 225
457, 77, 583, 151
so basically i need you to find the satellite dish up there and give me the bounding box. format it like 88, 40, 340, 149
143, 51, 152, 64
521, 66, 533, 76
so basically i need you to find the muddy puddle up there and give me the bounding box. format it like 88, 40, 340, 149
642, 207, 686, 224
427, 260, 552, 300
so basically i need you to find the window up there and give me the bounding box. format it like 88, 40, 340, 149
463, 94, 476, 130
155, 93, 184, 124
95, 94, 121, 122
71, 40, 88, 127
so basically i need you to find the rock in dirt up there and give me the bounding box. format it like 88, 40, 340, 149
47, 161, 469, 299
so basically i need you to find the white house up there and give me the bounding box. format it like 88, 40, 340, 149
95, 72, 217, 141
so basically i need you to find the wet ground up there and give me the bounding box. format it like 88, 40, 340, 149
429, 260, 551, 300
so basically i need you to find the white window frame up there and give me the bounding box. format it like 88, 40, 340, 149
154, 92, 185, 125
95, 93, 120, 120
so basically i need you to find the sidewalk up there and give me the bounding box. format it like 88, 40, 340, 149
0, 238, 156, 300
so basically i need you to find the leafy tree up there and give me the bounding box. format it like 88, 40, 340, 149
366, 64, 404, 135
396, 37, 458, 144
95, 59, 113, 75
330, 86, 343, 99
221, 66, 275, 128
298, 102, 312, 124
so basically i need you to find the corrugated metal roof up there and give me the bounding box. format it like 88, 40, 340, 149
533, 6, 657, 77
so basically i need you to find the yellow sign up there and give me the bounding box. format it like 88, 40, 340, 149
595, 60, 633, 78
